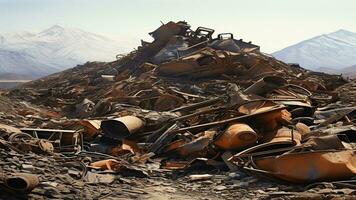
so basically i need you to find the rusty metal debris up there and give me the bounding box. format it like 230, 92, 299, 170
249, 150, 356, 183
214, 123, 257, 150
0, 21, 355, 199
101, 116, 145, 140
2, 173, 39, 193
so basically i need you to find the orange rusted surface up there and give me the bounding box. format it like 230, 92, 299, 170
79, 120, 101, 138
164, 139, 187, 152
158, 47, 242, 78
254, 150, 356, 183
214, 123, 257, 150
90, 159, 121, 171
269, 127, 301, 145
111, 139, 141, 156
238, 101, 292, 131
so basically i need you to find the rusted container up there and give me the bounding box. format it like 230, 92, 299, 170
269, 127, 302, 145
214, 123, 257, 150
4, 173, 39, 193
101, 116, 144, 140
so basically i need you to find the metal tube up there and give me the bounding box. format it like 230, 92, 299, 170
244, 76, 287, 96
4, 173, 39, 193
101, 116, 144, 140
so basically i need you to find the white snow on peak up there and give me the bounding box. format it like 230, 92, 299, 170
0, 25, 138, 78
272, 29, 356, 72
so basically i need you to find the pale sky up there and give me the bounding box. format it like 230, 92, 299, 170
0, 0, 355, 53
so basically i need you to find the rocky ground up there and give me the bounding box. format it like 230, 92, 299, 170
0, 21, 355, 199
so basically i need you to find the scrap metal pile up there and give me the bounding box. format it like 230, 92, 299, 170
1, 21, 356, 199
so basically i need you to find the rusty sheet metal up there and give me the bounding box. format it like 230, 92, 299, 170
289, 79, 326, 92
244, 76, 287, 96
238, 100, 278, 115
253, 150, 356, 183
161, 158, 222, 171
238, 101, 292, 131
101, 116, 144, 140
271, 84, 312, 100
214, 123, 257, 150
303, 135, 350, 150
139, 21, 191, 58
230, 141, 299, 163
149, 21, 189, 42
79, 119, 101, 138
242, 59, 280, 79
277, 100, 312, 108
168, 104, 288, 134
154, 94, 184, 111
89, 159, 148, 177
268, 127, 302, 145
230, 128, 302, 163
162, 139, 187, 153
161, 160, 190, 170
90, 159, 122, 171
314, 106, 356, 126
111, 139, 142, 156
158, 47, 242, 78
174, 131, 215, 157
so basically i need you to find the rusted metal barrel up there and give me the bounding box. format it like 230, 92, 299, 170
269, 127, 302, 145
214, 123, 257, 150
101, 116, 144, 140
4, 173, 39, 193
244, 76, 287, 96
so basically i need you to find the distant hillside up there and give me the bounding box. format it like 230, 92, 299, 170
341, 64, 356, 73
0, 72, 34, 80
0, 25, 137, 79
273, 29, 356, 72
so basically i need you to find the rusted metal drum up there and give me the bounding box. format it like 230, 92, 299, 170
101, 116, 144, 140
214, 123, 257, 150
269, 127, 302, 145
4, 173, 39, 193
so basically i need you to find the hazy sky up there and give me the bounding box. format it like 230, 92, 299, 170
0, 0, 355, 53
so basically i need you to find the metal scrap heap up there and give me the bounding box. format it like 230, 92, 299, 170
1, 21, 355, 199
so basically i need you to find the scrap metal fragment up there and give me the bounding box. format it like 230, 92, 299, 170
101, 116, 144, 140
2, 173, 39, 193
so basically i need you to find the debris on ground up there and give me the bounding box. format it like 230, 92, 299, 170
0, 21, 355, 199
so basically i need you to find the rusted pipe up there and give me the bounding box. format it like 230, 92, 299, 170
244, 76, 287, 96
4, 173, 39, 193
101, 116, 144, 140
214, 123, 257, 150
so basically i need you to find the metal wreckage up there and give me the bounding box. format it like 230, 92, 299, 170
0, 21, 356, 199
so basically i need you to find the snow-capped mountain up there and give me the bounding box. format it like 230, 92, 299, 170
341, 64, 356, 73
0, 49, 52, 77
0, 25, 137, 79
272, 29, 356, 72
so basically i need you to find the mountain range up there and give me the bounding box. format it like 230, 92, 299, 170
0, 25, 137, 79
272, 29, 356, 75
1, 26, 356, 80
